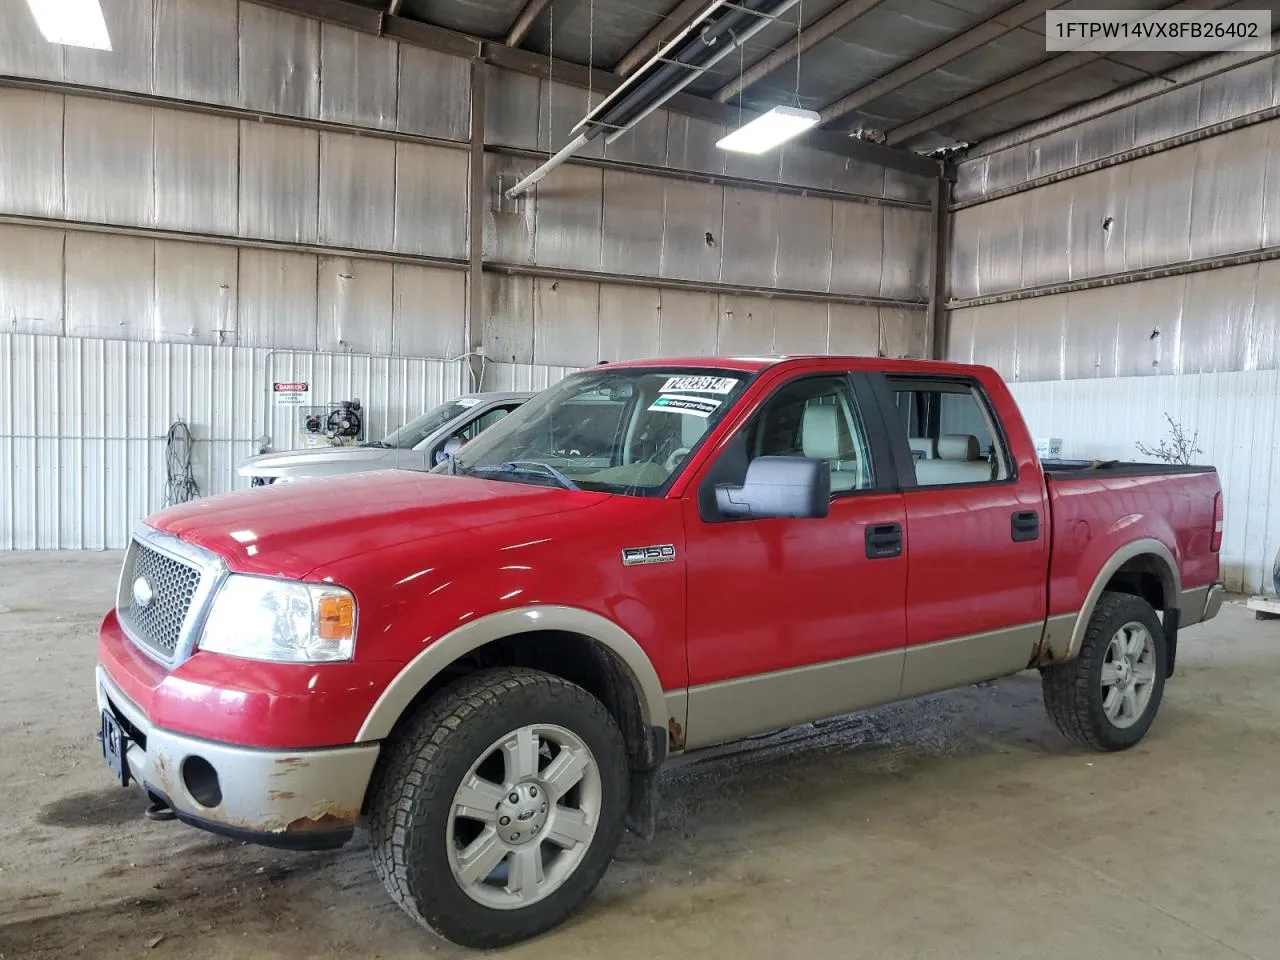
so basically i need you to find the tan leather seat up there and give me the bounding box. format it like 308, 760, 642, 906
914, 433, 991, 485
801, 404, 864, 492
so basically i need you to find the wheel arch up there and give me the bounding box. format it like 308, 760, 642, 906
1063, 539, 1180, 661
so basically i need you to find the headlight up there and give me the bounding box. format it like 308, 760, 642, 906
198, 575, 357, 663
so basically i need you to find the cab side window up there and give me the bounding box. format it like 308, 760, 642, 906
702, 375, 875, 512
888, 378, 1011, 486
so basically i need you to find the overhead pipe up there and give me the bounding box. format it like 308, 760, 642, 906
504, 0, 799, 199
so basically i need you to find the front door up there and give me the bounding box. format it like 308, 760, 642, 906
877, 374, 1050, 697
680, 371, 908, 750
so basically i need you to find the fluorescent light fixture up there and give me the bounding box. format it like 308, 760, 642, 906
716, 105, 820, 155
24, 0, 112, 50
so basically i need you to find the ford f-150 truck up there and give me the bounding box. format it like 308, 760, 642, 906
96, 356, 1224, 948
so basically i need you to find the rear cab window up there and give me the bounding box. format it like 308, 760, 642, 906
885, 377, 1013, 487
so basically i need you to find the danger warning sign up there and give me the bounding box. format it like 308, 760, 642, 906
273, 382, 311, 406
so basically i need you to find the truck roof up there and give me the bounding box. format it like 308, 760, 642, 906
597, 355, 985, 375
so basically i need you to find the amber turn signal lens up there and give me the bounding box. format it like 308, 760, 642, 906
317, 594, 356, 641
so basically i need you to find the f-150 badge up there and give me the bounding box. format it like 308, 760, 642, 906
621, 544, 676, 566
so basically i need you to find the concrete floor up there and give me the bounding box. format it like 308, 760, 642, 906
2, 553, 1278, 960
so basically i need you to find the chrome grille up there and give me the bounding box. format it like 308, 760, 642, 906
117, 541, 203, 661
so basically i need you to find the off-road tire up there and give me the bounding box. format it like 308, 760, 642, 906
1041, 591, 1167, 751
367, 667, 629, 949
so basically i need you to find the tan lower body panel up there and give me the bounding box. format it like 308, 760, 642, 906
682, 649, 904, 752
1179, 585, 1212, 626
899, 622, 1043, 699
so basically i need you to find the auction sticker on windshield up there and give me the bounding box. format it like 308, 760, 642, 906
456, 398, 482, 407
649, 394, 721, 417
660, 375, 738, 395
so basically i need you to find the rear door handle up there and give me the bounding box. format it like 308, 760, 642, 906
1011, 510, 1040, 542
865, 522, 903, 559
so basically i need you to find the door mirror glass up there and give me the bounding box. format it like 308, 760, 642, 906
714, 456, 831, 520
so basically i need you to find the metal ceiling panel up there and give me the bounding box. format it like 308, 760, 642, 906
665, 114, 727, 177
660, 179, 724, 283
239, 3, 321, 119
320, 24, 400, 130
1263, 122, 1280, 249
1073, 109, 1136, 168
1133, 81, 1202, 148
392, 263, 466, 360
1027, 126, 1079, 181
948, 202, 981, 300
485, 274, 535, 364
318, 257, 395, 355
154, 110, 238, 235
238, 121, 320, 244
540, 81, 604, 159
657, 288, 720, 356
1199, 57, 1273, 126
0, 89, 63, 219
403, 0, 526, 39
523, 0, 668, 72
65, 233, 154, 341
777, 194, 833, 292
1123, 146, 1195, 271
602, 170, 665, 278
1020, 180, 1072, 290
533, 163, 604, 271
827, 303, 880, 356
953, 155, 988, 205
0, 225, 64, 336
154, 240, 237, 346
0, 0, 63, 81
603, 107, 669, 168
65, 98, 154, 227
831, 200, 884, 298
1013, 293, 1068, 382
716, 294, 774, 354
484, 153, 538, 265
773, 300, 830, 355
881, 205, 930, 300
395, 141, 470, 260
534, 277, 600, 367
236, 249, 319, 351
154, 0, 237, 105
485, 68, 541, 149
1069, 163, 1129, 281
65, 0, 153, 93
320, 132, 397, 252
1189, 125, 1267, 262
986, 144, 1031, 198
599, 284, 661, 361
1181, 265, 1257, 375
397, 44, 471, 142
721, 188, 778, 287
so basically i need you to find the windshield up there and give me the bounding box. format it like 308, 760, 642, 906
433, 368, 751, 495
378, 399, 480, 449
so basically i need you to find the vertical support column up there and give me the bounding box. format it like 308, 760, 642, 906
925, 172, 951, 360
467, 57, 487, 391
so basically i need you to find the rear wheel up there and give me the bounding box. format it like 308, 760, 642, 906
368, 668, 628, 949
1041, 592, 1167, 751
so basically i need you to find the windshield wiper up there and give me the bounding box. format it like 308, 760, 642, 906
469, 461, 580, 491
361, 440, 390, 448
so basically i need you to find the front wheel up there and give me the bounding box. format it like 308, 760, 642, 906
367, 668, 629, 949
1041, 591, 1167, 751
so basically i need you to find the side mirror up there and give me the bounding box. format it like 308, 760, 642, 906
714, 456, 831, 520
435, 436, 464, 465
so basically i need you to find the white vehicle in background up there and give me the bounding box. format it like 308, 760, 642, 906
238, 392, 533, 486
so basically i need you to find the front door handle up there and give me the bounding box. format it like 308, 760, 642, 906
865, 522, 903, 559
1011, 510, 1040, 542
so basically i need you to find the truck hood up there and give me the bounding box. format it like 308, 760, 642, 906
147, 471, 608, 579
237, 445, 402, 477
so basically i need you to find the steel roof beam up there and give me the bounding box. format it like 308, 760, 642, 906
613, 0, 711, 78
505, 0, 553, 47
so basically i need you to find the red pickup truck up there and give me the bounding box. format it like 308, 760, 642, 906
96, 356, 1224, 948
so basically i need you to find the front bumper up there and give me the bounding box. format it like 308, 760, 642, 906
96, 666, 380, 850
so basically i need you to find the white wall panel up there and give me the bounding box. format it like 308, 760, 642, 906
601, 170, 665, 278
598, 286, 661, 361
0, 332, 466, 549
65, 0, 154, 93
320, 132, 397, 251
533, 278, 599, 366
154, 240, 238, 346
317, 257, 394, 356
64, 99, 154, 226
0, 224, 65, 336
239, 121, 320, 243
64, 233, 155, 341
392, 264, 466, 360
397, 44, 471, 141
660, 179, 724, 283
154, 0, 238, 104
236, 249, 319, 350
238, 3, 321, 118
319, 24, 399, 129
0, 89, 63, 219
716, 294, 774, 354
657, 289, 719, 356
394, 142, 469, 259
1009, 369, 1280, 593
154, 110, 239, 235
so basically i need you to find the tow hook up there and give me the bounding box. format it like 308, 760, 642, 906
145, 799, 176, 822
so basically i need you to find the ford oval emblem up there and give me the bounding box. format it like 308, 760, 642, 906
132, 576, 155, 609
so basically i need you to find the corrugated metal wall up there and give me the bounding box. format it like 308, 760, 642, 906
0, 332, 466, 550
950, 53, 1280, 595
1, 0, 935, 549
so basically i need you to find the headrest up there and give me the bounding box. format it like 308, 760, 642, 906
937, 433, 980, 461
801, 404, 841, 462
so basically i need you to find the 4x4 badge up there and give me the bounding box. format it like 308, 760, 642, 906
621, 545, 676, 567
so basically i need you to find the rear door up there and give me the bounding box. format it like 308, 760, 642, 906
872, 374, 1049, 696
680, 368, 909, 749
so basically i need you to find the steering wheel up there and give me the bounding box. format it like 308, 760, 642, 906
665, 447, 692, 472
